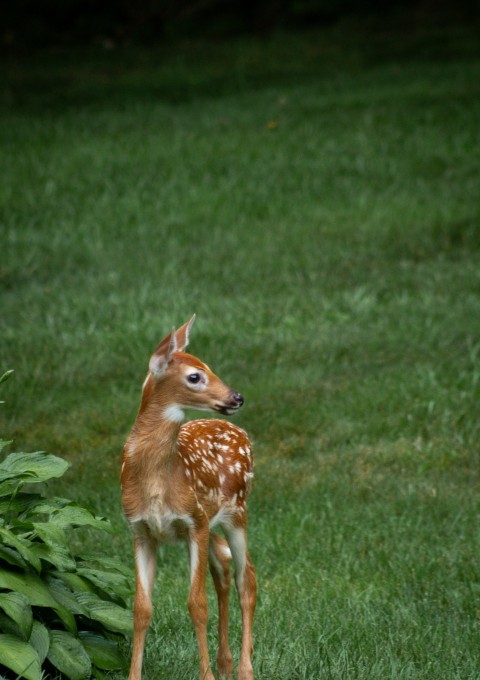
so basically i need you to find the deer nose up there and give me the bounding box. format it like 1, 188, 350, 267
233, 392, 244, 407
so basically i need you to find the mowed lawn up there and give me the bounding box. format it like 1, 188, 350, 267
2, 23, 480, 679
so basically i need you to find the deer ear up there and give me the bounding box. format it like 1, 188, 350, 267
174, 314, 196, 352
149, 327, 177, 377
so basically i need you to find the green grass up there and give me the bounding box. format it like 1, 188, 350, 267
2, 22, 480, 679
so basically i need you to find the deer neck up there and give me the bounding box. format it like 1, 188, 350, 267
122, 393, 184, 518
127, 389, 184, 466
138, 417, 179, 456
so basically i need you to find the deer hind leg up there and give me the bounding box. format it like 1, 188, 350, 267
209, 533, 234, 679
129, 530, 158, 680
223, 525, 257, 680
188, 522, 215, 680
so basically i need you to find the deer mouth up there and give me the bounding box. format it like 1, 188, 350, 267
214, 404, 239, 416
213, 391, 244, 416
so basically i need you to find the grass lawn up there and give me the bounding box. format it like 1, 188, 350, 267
1, 20, 480, 679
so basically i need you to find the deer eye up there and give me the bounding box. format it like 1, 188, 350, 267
187, 373, 201, 384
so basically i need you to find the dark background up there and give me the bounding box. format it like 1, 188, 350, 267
3, 0, 480, 51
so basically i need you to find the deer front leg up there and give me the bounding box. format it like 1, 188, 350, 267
209, 533, 234, 679
129, 530, 158, 680
224, 525, 257, 680
188, 522, 215, 680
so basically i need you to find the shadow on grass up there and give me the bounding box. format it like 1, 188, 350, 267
2, 21, 479, 113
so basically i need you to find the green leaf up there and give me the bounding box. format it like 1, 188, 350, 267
79, 631, 127, 670
47, 630, 91, 680
27, 496, 73, 515
0, 526, 41, 572
31, 520, 68, 546
0, 492, 43, 515
76, 567, 132, 599
0, 477, 24, 497
29, 620, 50, 664
0, 451, 69, 484
0, 591, 32, 640
0, 633, 42, 680
0, 567, 58, 606
75, 592, 133, 636
46, 576, 87, 616
28, 540, 76, 571
0, 610, 24, 637
0, 543, 27, 568
26, 521, 76, 570
77, 554, 134, 578
51, 570, 96, 594
0, 568, 77, 633
49, 504, 113, 532
0, 370, 14, 386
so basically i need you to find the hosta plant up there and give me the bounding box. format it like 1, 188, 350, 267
0, 371, 133, 679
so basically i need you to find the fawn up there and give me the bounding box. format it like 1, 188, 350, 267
121, 316, 257, 680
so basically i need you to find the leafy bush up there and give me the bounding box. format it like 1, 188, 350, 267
0, 371, 133, 679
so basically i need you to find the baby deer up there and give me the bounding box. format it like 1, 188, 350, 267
121, 316, 256, 680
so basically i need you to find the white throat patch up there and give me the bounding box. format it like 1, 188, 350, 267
163, 404, 185, 423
